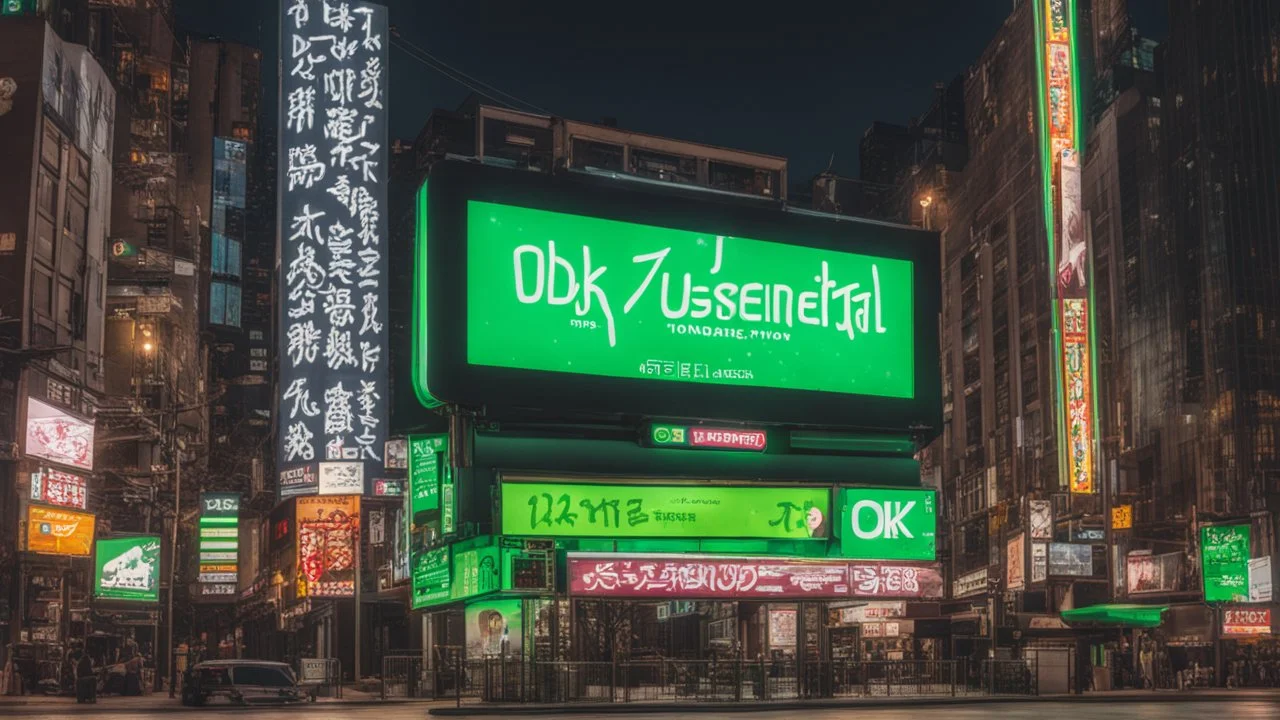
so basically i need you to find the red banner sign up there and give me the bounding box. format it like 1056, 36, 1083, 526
568, 555, 943, 600
1223, 608, 1271, 636
31, 468, 88, 510
689, 428, 767, 451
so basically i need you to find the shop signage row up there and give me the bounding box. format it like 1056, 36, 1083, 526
648, 423, 767, 452
567, 554, 943, 600
278, 462, 366, 499
1223, 608, 1272, 636
197, 493, 240, 600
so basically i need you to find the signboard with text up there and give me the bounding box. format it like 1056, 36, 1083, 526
415, 162, 941, 431
27, 505, 94, 556
501, 481, 830, 540
838, 487, 936, 560
648, 424, 766, 452
30, 468, 88, 510
95, 536, 161, 602
1223, 608, 1271, 636
277, 0, 390, 483
25, 397, 94, 471
1048, 542, 1094, 577
296, 495, 360, 597
198, 493, 240, 601
1202, 524, 1251, 603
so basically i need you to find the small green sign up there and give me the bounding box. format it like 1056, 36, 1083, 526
409, 435, 447, 517
1202, 524, 1250, 603
838, 487, 936, 561
464, 201, 915, 399
501, 482, 830, 540
452, 546, 500, 601
94, 536, 162, 603
412, 545, 451, 609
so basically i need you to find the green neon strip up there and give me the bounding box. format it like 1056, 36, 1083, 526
1068, 0, 1086, 156
199, 517, 238, 525
1033, 0, 1072, 489
412, 180, 441, 408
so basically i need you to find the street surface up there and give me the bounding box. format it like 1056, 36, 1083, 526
4, 698, 1280, 719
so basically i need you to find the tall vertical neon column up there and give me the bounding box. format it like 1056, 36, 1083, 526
1034, 0, 1096, 494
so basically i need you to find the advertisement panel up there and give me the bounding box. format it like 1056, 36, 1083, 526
409, 435, 447, 517
25, 397, 94, 470
277, 0, 389, 479
1111, 504, 1132, 530
94, 536, 161, 602
1202, 524, 1250, 603
838, 487, 935, 560
1031, 543, 1048, 584
569, 554, 849, 600
27, 505, 94, 556
384, 438, 407, 470
1049, 542, 1093, 577
412, 545, 450, 609
502, 482, 829, 540
279, 464, 318, 499
318, 461, 363, 495
1223, 608, 1272, 636
30, 467, 88, 509
952, 568, 987, 599
465, 598, 522, 660
198, 493, 240, 599
1029, 500, 1052, 541
1007, 535, 1026, 590
451, 545, 500, 601
417, 162, 942, 431
1127, 552, 1181, 595
296, 495, 360, 598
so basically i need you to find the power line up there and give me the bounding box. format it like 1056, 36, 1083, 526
388, 33, 552, 116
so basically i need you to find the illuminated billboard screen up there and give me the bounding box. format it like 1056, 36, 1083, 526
27, 505, 95, 556
415, 161, 941, 431
95, 536, 161, 602
277, 0, 389, 482
25, 397, 94, 471
296, 495, 360, 598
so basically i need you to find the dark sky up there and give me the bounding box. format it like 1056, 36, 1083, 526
179, 0, 1168, 182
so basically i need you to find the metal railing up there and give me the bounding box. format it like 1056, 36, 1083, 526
436, 657, 1040, 705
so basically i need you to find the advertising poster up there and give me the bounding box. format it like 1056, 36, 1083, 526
847, 561, 944, 599
279, 464, 318, 499
27, 506, 95, 556
384, 438, 407, 470
412, 545, 450, 609
1062, 298, 1093, 494
1127, 552, 1181, 595
1031, 543, 1048, 584
95, 536, 161, 602
465, 598, 522, 660
452, 546, 500, 601
409, 435, 447, 517
952, 568, 987, 599
318, 461, 363, 495
1029, 500, 1052, 541
840, 487, 935, 560
1223, 608, 1272, 636
30, 467, 88, 510
296, 495, 360, 598
502, 482, 829, 541
1249, 557, 1273, 603
1007, 535, 1026, 590
25, 397, 94, 471
768, 608, 797, 648
1202, 524, 1250, 603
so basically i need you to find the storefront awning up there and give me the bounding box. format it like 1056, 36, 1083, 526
1061, 604, 1168, 628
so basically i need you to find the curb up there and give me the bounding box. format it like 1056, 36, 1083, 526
426, 690, 1280, 716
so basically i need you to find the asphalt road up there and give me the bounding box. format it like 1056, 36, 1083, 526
15, 698, 1280, 720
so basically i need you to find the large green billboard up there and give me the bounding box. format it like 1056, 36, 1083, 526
1202, 524, 1250, 603
501, 482, 830, 540
94, 536, 161, 602
466, 200, 914, 398
837, 487, 936, 561
416, 162, 942, 432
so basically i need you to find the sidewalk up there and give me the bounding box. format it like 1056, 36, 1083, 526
0, 688, 461, 714
427, 687, 1280, 716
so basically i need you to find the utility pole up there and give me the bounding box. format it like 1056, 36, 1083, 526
354, 518, 362, 683
167, 448, 180, 696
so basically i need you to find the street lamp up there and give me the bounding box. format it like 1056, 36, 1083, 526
919, 194, 934, 230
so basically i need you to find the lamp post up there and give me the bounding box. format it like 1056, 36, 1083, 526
919, 194, 934, 230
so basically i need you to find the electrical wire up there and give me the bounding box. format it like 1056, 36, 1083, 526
388, 33, 553, 117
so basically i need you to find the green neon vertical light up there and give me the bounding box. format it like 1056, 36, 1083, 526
1032, 0, 1071, 489
412, 180, 441, 408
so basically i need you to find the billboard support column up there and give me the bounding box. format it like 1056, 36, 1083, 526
354, 519, 362, 682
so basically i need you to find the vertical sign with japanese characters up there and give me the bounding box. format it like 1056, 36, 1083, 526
278, 0, 389, 488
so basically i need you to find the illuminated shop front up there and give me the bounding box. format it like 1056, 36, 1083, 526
402, 161, 942, 673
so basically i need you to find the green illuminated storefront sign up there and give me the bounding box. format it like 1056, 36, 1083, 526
838, 487, 936, 561
501, 482, 830, 540
94, 536, 161, 602
465, 201, 915, 399
1202, 524, 1250, 603
412, 546, 450, 609
409, 435, 448, 518
453, 546, 500, 601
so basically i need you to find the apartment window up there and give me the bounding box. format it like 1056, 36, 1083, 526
211, 232, 242, 280
630, 149, 697, 185
708, 161, 778, 198
209, 282, 242, 327
571, 138, 624, 172
37, 169, 57, 219
32, 268, 52, 319
41, 119, 61, 169
34, 215, 55, 266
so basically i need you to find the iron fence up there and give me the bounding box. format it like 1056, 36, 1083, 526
441, 657, 1040, 705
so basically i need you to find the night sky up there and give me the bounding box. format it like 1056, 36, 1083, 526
180, 0, 1169, 183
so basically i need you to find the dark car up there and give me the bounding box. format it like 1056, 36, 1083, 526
180, 660, 312, 706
